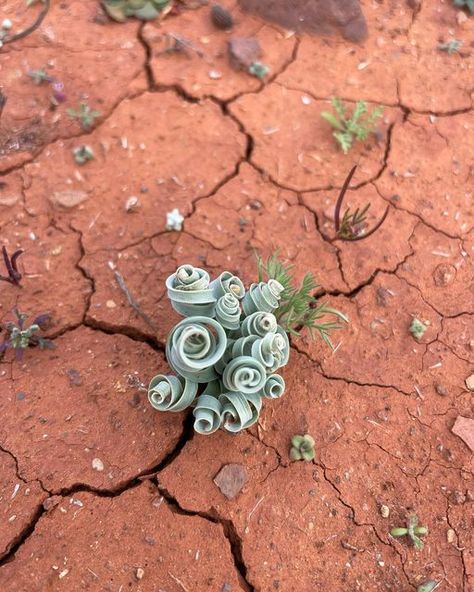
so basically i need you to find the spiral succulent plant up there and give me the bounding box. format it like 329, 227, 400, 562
149, 258, 346, 435
102, 0, 172, 22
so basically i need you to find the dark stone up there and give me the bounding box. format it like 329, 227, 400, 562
211, 4, 234, 30
228, 37, 262, 70
67, 368, 82, 387
238, 0, 367, 42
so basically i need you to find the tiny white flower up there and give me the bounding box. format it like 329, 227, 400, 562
166, 208, 184, 232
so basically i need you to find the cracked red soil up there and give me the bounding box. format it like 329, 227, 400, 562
0, 0, 473, 591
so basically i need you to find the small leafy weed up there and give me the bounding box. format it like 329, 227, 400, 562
390, 514, 428, 550
321, 97, 383, 154
73, 145, 94, 165
438, 39, 462, 54
290, 434, 315, 461
67, 103, 101, 131
417, 581, 440, 592
409, 317, 428, 341
256, 252, 348, 347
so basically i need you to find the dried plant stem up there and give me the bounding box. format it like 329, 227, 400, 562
114, 271, 158, 332
2, 0, 50, 45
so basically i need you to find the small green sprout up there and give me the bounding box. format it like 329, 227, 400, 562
27, 68, 51, 84
67, 103, 101, 131
290, 434, 315, 461
102, 0, 172, 22
417, 581, 440, 592
256, 252, 348, 347
409, 318, 428, 341
321, 98, 383, 154
0, 309, 53, 361
73, 145, 94, 165
438, 39, 462, 54
390, 514, 428, 550
248, 62, 270, 79
453, 0, 474, 13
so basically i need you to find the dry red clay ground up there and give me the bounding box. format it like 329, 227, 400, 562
0, 0, 473, 591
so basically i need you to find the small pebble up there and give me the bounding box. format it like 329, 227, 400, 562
136, 568, 145, 580
465, 373, 474, 391
210, 4, 233, 30
106, 300, 117, 309
125, 196, 140, 212
2, 19, 12, 30
447, 528, 456, 544
435, 383, 448, 397
58, 569, 69, 579
301, 95, 311, 105
166, 208, 184, 231
92, 458, 104, 472
208, 69, 222, 80
457, 11, 468, 25
379, 504, 390, 518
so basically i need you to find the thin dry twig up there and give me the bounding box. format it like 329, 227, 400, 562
114, 271, 158, 332
2, 0, 50, 45
168, 572, 190, 592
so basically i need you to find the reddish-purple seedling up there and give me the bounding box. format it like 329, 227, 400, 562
334, 166, 389, 241
0, 246, 24, 286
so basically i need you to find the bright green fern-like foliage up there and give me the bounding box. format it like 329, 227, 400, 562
256, 253, 348, 347
321, 98, 383, 154
453, 0, 474, 13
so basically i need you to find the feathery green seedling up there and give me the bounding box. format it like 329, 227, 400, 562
67, 103, 101, 131
321, 98, 383, 154
391, 514, 428, 550
417, 581, 440, 592
409, 318, 428, 341
256, 252, 348, 347
73, 145, 94, 165
333, 166, 389, 241
453, 0, 474, 13
0, 246, 24, 285
438, 39, 462, 54
290, 434, 315, 461
0, 309, 53, 361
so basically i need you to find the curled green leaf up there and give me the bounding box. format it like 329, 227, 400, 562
166, 316, 227, 383
222, 355, 267, 394
210, 271, 245, 300
219, 391, 262, 433
166, 265, 216, 317
242, 280, 284, 316
260, 374, 285, 399
193, 381, 223, 435
215, 293, 241, 330
241, 311, 277, 337
148, 374, 198, 412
